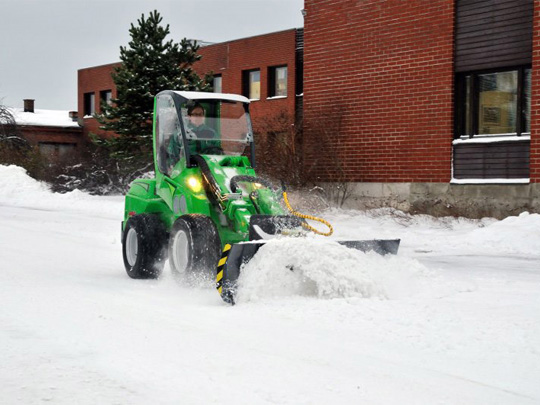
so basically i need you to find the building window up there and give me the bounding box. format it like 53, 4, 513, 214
213, 75, 222, 93
242, 69, 260, 100
84, 92, 95, 116
38, 143, 76, 159
456, 67, 531, 137
100, 90, 112, 106
268, 66, 287, 98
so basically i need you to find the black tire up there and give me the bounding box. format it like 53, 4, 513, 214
168, 214, 221, 278
122, 214, 168, 279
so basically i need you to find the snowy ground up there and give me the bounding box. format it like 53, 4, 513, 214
1, 164, 539, 405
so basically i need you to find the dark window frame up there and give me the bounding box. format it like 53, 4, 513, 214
212, 75, 222, 93
455, 65, 531, 139
84, 92, 95, 116
268, 65, 288, 98
242, 69, 261, 100
100, 90, 112, 107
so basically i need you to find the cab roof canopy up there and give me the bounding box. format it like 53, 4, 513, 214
164, 91, 250, 104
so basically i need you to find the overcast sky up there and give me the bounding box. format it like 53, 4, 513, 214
0, 0, 304, 110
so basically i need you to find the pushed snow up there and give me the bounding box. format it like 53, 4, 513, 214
237, 238, 433, 302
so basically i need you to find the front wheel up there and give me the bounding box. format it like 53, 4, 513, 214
168, 214, 221, 279
122, 214, 167, 279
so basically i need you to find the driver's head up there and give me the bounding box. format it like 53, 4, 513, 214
188, 104, 205, 127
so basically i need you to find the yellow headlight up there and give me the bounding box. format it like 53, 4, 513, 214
187, 176, 202, 192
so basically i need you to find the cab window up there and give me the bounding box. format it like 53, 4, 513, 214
156, 94, 184, 175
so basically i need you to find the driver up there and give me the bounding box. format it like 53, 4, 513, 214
165, 103, 222, 171
186, 104, 221, 154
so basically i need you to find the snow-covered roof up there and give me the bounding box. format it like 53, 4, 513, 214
172, 91, 250, 104
9, 108, 80, 128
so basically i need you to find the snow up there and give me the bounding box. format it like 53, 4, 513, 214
1, 164, 539, 404
453, 134, 531, 144
451, 178, 530, 184
9, 108, 80, 128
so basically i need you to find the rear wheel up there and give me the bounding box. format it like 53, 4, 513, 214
168, 214, 221, 278
122, 214, 167, 279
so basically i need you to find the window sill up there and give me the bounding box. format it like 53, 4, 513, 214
248, 98, 260, 102
453, 134, 530, 145
266, 96, 287, 100
451, 178, 530, 185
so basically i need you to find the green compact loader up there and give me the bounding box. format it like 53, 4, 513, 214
121, 91, 399, 304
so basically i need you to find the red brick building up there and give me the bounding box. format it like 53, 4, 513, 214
78, 62, 119, 139
77, 29, 304, 140
303, 0, 539, 216
11, 99, 83, 160
195, 29, 303, 130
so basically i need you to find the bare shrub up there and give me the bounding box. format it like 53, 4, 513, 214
0, 104, 27, 148
42, 144, 153, 195
0, 103, 46, 176
303, 102, 352, 207
252, 109, 304, 187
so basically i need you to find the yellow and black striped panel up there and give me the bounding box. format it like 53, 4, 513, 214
216, 244, 231, 295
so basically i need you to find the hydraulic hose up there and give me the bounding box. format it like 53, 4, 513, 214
192, 154, 225, 209
282, 191, 333, 237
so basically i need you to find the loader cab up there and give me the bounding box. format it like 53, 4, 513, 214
154, 90, 254, 177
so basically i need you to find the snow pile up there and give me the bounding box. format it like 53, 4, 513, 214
236, 238, 435, 303
0, 165, 123, 217
0, 164, 52, 196
464, 212, 540, 255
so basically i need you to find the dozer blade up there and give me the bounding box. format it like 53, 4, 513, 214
216, 238, 400, 304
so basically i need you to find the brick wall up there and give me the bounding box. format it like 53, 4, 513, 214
194, 29, 299, 130
19, 126, 83, 148
531, 0, 540, 183
303, 0, 455, 183
78, 63, 119, 139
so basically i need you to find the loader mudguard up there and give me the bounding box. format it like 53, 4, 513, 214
123, 179, 170, 230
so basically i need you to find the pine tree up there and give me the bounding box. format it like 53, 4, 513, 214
94, 10, 212, 167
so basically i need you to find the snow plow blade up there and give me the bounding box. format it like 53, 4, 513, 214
216, 238, 400, 304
